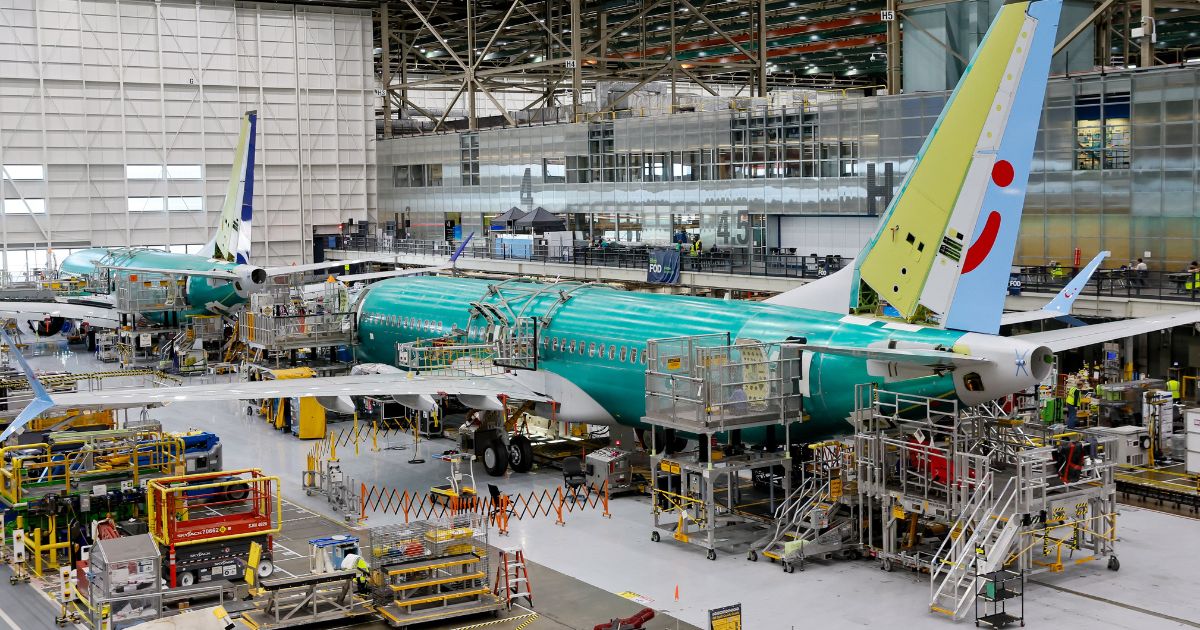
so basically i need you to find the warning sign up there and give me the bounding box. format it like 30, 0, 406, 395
666, 356, 682, 370
709, 603, 742, 630
829, 478, 843, 501
618, 591, 655, 606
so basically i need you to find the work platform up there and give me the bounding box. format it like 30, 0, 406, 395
642, 334, 802, 560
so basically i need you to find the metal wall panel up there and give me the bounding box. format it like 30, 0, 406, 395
0, 0, 375, 266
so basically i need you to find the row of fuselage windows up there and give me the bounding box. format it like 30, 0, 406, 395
365, 313, 447, 336
367, 312, 646, 366
539, 334, 647, 366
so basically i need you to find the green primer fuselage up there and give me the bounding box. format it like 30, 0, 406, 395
355, 276, 971, 441
62, 248, 245, 318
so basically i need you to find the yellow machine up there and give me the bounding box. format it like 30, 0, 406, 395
247, 366, 326, 439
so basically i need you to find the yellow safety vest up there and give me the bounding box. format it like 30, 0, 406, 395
1066, 386, 1081, 407
1168, 379, 1180, 401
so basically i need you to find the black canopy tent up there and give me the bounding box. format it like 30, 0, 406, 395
513, 206, 566, 233
490, 207, 527, 231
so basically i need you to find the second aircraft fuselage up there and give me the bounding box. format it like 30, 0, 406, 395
354, 276, 1048, 441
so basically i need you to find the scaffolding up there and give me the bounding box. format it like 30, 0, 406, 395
240, 289, 356, 353
841, 386, 1118, 621
643, 334, 803, 560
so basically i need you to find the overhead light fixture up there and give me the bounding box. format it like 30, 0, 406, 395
810, 34, 820, 41
740, 10, 749, 16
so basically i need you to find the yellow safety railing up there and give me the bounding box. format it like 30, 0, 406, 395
146, 469, 282, 548
0, 433, 185, 505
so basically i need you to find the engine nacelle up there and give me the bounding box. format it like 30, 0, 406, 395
230, 264, 268, 298
951, 333, 1053, 406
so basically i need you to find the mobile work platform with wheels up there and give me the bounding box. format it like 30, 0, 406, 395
642, 334, 804, 560
146, 468, 283, 588
370, 514, 503, 628
846, 386, 1119, 622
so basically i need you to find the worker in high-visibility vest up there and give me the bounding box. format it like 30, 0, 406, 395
340, 553, 371, 592
1064, 381, 1082, 429
1168, 377, 1181, 402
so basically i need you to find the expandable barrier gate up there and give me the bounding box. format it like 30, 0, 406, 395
356, 480, 612, 532
306, 425, 612, 531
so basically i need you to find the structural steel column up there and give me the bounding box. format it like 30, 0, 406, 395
1139, 0, 1154, 67
467, 0, 477, 130
886, 0, 901, 93
570, 0, 583, 120
381, 2, 392, 138
757, 0, 768, 97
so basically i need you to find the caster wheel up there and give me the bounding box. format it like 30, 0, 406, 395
882, 559, 893, 572
748, 550, 758, 562
706, 549, 717, 561
783, 562, 794, 574
651, 531, 660, 543
1107, 556, 1120, 572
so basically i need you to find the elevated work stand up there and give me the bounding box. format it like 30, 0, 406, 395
642, 334, 805, 560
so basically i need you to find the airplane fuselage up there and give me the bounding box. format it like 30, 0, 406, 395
62, 248, 253, 318
354, 276, 1049, 442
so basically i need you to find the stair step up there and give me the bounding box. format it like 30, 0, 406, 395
508, 591, 530, 598
930, 605, 955, 616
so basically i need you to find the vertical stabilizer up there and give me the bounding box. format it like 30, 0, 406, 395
202, 110, 257, 263
852, 0, 1063, 334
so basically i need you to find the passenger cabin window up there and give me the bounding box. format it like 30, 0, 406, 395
577, 340, 585, 355
640, 348, 647, 364
569, 340, 577, 353
607, 346, 616, 360
619, 347, 627, 362
588, 342, 597, 357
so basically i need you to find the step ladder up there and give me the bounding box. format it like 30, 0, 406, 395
494, 547, 532, 610
929, 475, 1022, 620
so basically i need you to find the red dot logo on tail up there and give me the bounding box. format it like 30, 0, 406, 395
991, 160, 1014, 187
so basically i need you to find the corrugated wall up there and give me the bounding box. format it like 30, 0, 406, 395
0, 0, 376, 267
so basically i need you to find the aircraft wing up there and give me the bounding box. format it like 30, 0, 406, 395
1013, 309, 1200, 352
264, 259, 389, 277
338, 265, 451, 283
1000, 251, 1109, 326
801, 344, 992, 369
109, 266, 237, 280
43, 372, 552, 410
0, 299, 121, 329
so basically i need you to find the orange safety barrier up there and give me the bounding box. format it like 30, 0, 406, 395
355, 480, 613, 528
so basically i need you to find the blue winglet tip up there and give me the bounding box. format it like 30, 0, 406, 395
0, 330, 55, 441
451, 232, 475, 262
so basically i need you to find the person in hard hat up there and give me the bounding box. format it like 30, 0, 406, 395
340, 553, 371, 592
1168, 376, 1181, 402
1064, 379, 1082, 429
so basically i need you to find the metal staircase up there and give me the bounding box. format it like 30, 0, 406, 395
929, 475, 1022, 620
752, 476, 833, 565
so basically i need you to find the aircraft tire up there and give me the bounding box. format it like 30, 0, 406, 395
508, 435, 534, 473
483, 439, 509, 476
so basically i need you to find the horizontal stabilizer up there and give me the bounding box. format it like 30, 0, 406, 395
1013, 309, 1200, 352
801, 343, 992, 370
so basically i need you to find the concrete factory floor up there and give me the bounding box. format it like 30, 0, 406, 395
4, 351, 1199, 630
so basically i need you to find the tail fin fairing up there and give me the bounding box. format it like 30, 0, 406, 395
852, 0, 1063, 335
202, 110, 257, 264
